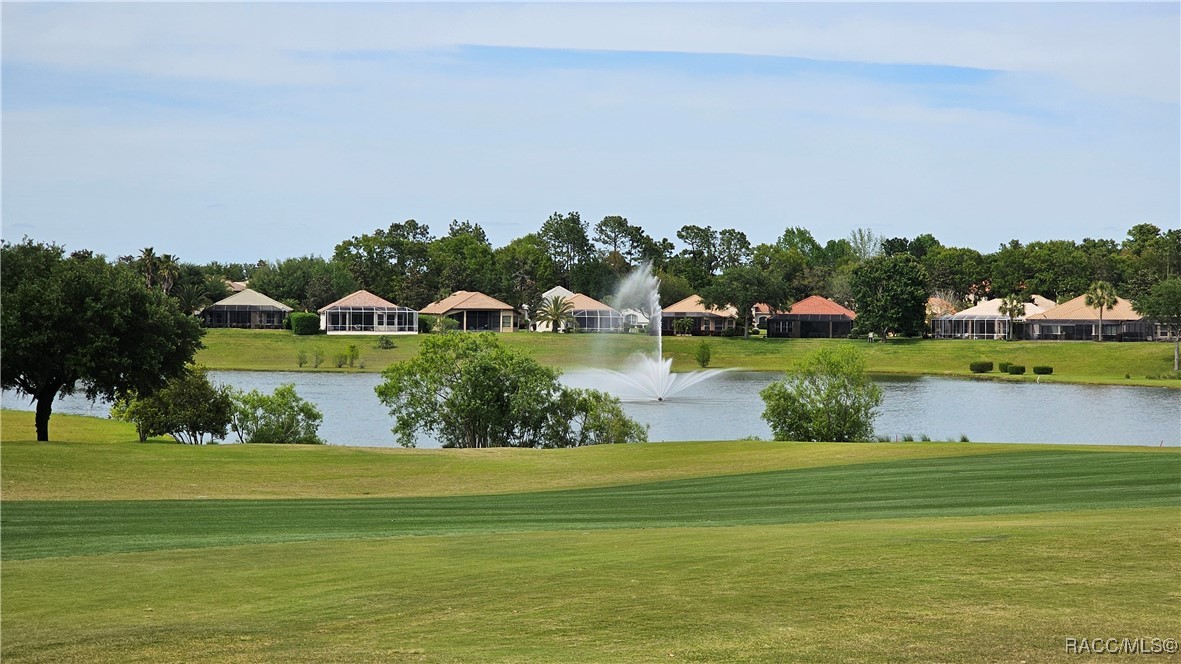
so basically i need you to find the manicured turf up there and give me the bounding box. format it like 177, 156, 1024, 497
193, 328, 1180, 387
4, 450, 1178, 560
3, 419, 1179, 662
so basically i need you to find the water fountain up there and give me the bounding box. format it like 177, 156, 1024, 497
595, 263, 728, 401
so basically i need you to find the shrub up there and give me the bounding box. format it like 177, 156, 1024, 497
333, 352, 348, 368
969, 361, 993, 373
375, 335, 396, 350
1033, 366, 1053, 375
998, 362, 1012, 373
312, 347, 324, 368
420, 315, 459, 334
296, 349, 308, 368
1007, 364, 1026, 375
290, 312, 321, 335
761, 346, 882, 442
229, 383, 323, 444
694, 340, 712, 368
346, 344, 360, 368
111, 366, 233, 444
720, 327, 739, 337
672, 318, 694, 336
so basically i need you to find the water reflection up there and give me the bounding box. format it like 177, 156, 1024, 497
3, 370, 1177, 448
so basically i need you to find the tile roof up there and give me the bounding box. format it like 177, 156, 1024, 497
948, 296, 1049, 319
566, 293, 618, 312
421, 291, 514, 315
205, 288, 292, 311
317, 290, 403, 313
1026, 294, 1142, 322
785, 295, 856, 319
662, 294, 738, 317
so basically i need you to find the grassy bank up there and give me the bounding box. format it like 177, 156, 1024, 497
2, 430, 1178, 662
193, 328, 1180, 386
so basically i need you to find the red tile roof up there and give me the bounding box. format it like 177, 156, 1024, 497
786, 295, 856, 319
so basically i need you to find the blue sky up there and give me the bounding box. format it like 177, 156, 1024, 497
3, 2, 1178, 264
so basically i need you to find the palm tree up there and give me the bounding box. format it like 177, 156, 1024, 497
1084, 280, 1118, 342
534, 295, 575, 333
997, 293, 1026, 341
157, 254, 180, 294
174, 283, 209, 315
138, 247, 158, 289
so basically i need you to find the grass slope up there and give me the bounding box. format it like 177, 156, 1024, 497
2, 411, 1166, 501
4, 428, 1179, 662
4, 450, 1177, 560
194, 329, 1179, 386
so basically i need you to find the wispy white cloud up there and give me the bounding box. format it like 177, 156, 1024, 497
2, 3, 1177, 261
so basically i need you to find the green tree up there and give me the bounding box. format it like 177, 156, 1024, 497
760, 346, 882, 442
593, 215, 632, 254
1084, 280, 1119, 341
124, 366, 233, 444
694, 340, 712, 368
701, 264, 790, 338
494, 233, 558, 315
850, 254, 929, 340
1133, 277, 1181, 370
229, 383, 324, 444
2, 240, 203, 441
374, 332, 644, 448
539, 211, 594, 287
333, 220, 434, 308
998, 293, 1027, 341
429, 221, 499, 296
534, 294, 575, 332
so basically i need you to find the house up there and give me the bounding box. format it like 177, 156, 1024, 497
532, 286, 624, 333
200, 288, 292, 329
926, 296, 959, 321
317, 290, 418, 335
660, 295, 737, 336
930, 296, 1053, 339
766, 296, 856, 338
1025, 295, 1148, 341
421, 290, 517, 332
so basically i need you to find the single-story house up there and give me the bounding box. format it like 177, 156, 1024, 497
661, 295, 737, 336
620, 308, 651, 332
930, 295, 1053, 340
200, 288, 292, 329
1025, 295, 1148, 341
532, 286, 623, 333
767, 296, 857, 339
421, 290, 517, 332
318, 290, 418, 335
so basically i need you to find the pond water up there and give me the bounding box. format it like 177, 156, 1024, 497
5, 371, 1178, 448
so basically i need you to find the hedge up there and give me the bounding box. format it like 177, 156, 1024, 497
969, 361, 994, 373
290, 312, 321, 335
1033, 366, 1053, 375
1007, 365, 1026, 375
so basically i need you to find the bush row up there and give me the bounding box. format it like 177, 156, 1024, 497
969, 361, 1053, 376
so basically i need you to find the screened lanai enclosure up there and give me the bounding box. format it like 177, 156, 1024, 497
201, 288, 292, 329
318, 290, 419, 334
930, 315, 1021, 340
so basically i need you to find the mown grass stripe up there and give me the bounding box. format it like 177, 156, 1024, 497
3, 450, 1177, 560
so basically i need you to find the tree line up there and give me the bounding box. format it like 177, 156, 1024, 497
110, 216, 1178, 326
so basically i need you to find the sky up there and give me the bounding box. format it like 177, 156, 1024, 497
3, 2, 1178, 264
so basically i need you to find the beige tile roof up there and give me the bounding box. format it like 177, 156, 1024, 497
566, 293, 618, 312
663, 294, 738, 317
317, 290, 403, 313
950, 296, 1049, 319
421, 290, 514, 315
1026, 294, 1142, 321
205, 288, 292, 311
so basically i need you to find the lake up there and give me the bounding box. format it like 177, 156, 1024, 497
4, 370, 1178, 447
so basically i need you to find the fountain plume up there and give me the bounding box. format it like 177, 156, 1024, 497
597, 263, 727, 401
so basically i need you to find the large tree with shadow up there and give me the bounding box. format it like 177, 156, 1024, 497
1, 239, 203, 441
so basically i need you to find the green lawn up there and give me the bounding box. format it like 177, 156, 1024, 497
194, 328, 1180, 387
2, 418, 1179, 662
